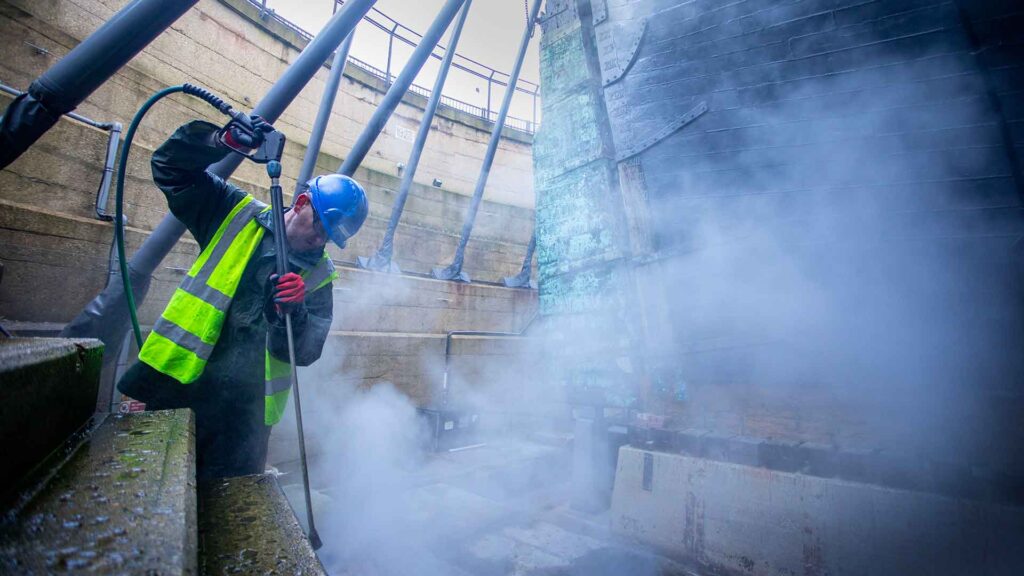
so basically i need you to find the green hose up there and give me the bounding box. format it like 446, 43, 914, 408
115, 85, 188, 348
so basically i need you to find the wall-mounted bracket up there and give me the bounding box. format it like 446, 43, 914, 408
615, 100, 707, 162
596, 18, 646, 86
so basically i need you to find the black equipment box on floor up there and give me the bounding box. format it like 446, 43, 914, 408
418, 407, 481, 452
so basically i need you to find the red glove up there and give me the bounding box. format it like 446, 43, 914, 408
270, 272, 305, 314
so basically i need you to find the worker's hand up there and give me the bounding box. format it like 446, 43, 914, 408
219, 114, 273, 151
269, 272, 305, 316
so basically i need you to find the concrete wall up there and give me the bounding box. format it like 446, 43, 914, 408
0, 0, 537, 324
611, 446, 1024, 576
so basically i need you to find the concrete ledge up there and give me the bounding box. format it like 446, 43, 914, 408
611, 446, 1024, 576
0, 337, 103, 496
198, 473, 325, 575
631, 426, 1024, 506
333, 266, 537, 333
0, 410, 197, 574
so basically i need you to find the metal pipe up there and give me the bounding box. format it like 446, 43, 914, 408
385, 22, 399, 87
294, 30, 356, 196
358, 0, 473, 273
337, 0, 468, 177
63, 0, 377, 351
0, 0, 199, 169
432, 0, 542, 282
502, 232, 535, 288
94, 122, 123, 221
486, 70, 495, 120
442, 311, 538, 407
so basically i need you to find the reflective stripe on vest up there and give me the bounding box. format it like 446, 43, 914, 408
263, 253, 337, 426
140, 193, 337, 426
139, 195, 268, 383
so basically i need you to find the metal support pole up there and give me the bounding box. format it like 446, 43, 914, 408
294, 30, 355, 197
0, 0, 199, 169
432, 0, 542, 282
385, 23, 398, 87
63, 0, 377, 352
486, 71, 495, 120
337, 0, 468, 177
358, 0, 473, 273
502, 233, 536, 288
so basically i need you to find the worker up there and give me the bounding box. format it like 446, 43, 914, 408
117, 116, 367, 479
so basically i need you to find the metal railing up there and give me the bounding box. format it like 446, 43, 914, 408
251, 0, 540, 134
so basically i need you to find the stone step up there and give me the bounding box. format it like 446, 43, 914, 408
0, 409, 197, 575
331, 266, 537, 334
0, 338, 104, 498
198, 473, 325, 575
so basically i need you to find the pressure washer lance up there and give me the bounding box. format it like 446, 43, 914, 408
266, 159, 323, 551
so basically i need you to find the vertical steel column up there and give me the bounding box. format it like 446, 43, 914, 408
294, 30, 356, 197
432, 0, 542, 282
502, 232, 536, 288
64, 0, 378, 349
337, 0, 468, 177
358, 0, 473, 273
0, 0, 199, 169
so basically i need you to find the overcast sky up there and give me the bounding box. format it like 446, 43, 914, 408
265, 0, 544, 123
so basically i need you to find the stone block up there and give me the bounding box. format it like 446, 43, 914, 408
0, 410, 196, 574
758, 439, 806, 473
0, 337, 103, 496
727, 435, 762, 467
701, 432, 734, 462
672, 428, 708, 457
198, 473, 325, 575
611, 446, 1024, 576
802, 442, 840, 478
838, 447, 877, 484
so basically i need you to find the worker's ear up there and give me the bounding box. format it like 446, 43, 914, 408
294, 192, 311, 210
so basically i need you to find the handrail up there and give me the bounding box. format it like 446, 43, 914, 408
247, 0, 539, 134
442, 311, 540, 407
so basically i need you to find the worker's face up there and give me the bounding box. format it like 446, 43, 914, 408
285, 193, 328, 253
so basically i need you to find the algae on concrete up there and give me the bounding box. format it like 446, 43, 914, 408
0, 409, 197, 575
198, 473, 326, 575
0, 337, 103, 497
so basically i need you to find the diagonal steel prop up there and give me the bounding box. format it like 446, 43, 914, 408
337, 0, 469, 177
432, 0, 542, 283
0, 0, 199, 169
358, 0, 475, 273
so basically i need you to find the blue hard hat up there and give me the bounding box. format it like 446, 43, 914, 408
306, 174, 368, 249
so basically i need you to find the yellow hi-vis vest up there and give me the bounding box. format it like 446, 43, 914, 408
138, 194, 337, 426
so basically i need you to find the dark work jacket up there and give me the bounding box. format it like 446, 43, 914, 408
117, 120, 334, 479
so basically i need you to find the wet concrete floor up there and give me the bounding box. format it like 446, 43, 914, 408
272, 435, 697, 576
